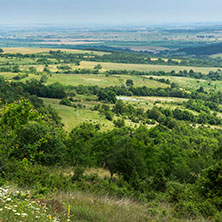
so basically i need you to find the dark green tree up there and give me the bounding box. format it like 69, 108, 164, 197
126, 79, 134, 87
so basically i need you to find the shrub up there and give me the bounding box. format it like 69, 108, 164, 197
173, 200, 200, 218
105, 111, 113, 121
60, 97, 72, 106
197, 160, 222, 211
113, 118, 125, 128
107, 146, 147, 182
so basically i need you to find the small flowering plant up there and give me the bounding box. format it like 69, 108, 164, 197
0, 186, 59, 222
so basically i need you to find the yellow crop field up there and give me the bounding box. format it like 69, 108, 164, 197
2, 47, 109, 55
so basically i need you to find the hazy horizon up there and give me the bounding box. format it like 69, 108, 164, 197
1, 0, 222, 26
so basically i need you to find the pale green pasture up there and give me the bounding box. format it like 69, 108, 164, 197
0, 72, 18, 79
148, 75, 222, 91
138, 96, 188, 103
157, 103, 199, 115
0, 57, 36, 65
20, 73, 167, 88
148, 75, 205, 89
80, 61, 220, 74
210, 53, 222, 58
117, 95, 187, 112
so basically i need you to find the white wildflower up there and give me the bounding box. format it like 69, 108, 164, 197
21, 213, 28, 217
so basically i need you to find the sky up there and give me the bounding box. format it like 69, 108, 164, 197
1, 0, 222, 26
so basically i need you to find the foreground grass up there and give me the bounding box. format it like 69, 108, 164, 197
52, 192, 175, 222
0, 184, 210, 222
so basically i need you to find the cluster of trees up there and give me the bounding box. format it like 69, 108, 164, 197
0, 78, 62, 127
147, 106, 222, 125
12, 73, 29, 80
97, 89, 117, 103
208, 69, 222, 80
0, 50, 81, 66
72, 84, 188, 99
183, 99, 221, 113
56, 68, 100, 74
105, 68, 222, 81
97, 99, 222, 126
22, 79, 66, 99
1, 99, 222, 183
0, 65, 21, 73
148, 77, 171, 85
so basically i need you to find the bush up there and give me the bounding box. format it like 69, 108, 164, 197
197, 160, 222, 210
113, 118, 125, 128
105, 111, 113, 121
107, 146, 147, 182
167, 182, 188, 203
71, 167, 85, 182
198, 200, 218, 217
126, 79, 134, 87
173, 200, 200, 218
8, 160, 72, 190
60, 97, 72, 106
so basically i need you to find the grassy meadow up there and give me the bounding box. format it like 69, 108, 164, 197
80, 61, 221, 74
42, 96, 152, 131
1, 183, 209, 222
42, 97, 115, 131
148, 75, 222, 91
43, 74, 167, 88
